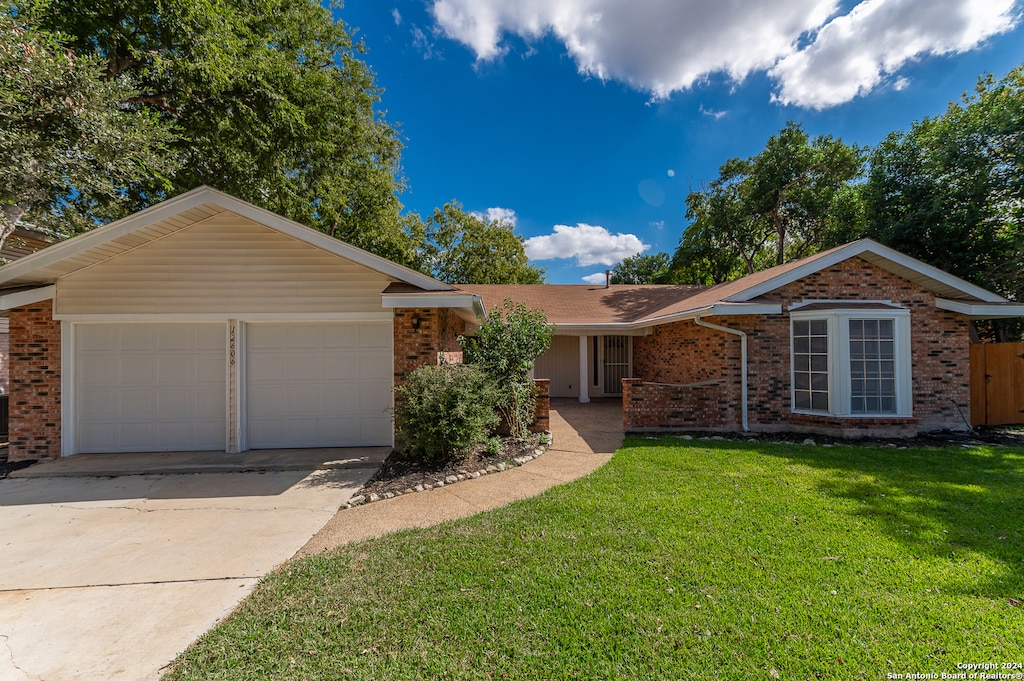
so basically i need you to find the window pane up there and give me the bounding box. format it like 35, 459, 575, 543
812, 373, 828, 390
864, 319, 878, 336
809, 319, 827, 336
849, 319, 863, 339
794, 373, 809, 390
880, 340, 894, 359
811, 354, 828, 372
794, 336, 809, 354
794, 320, 809, 336
850, 340, 864, 360
811, 392, 829, 411
880, 361, 894, 378
795, 391, 811, 410
866, 396, 880, 412
879, 319, 893, 337
810, 336, 828, 354
880, 396, 895, 413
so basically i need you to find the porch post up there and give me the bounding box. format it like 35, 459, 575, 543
579, 335, 590, 404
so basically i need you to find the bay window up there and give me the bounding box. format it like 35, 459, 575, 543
789, 306, 912, 417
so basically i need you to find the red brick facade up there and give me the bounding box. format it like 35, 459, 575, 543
393, 308, 467, 385
624, 257, 971, 437
8, 301, 61, 460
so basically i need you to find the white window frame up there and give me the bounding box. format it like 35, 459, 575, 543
789, 308, 913, 418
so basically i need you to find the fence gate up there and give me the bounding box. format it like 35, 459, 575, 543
970, 342, 1024, 426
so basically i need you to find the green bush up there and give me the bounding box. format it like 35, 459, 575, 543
460, 299, 553, 439
393, 363, 500, 462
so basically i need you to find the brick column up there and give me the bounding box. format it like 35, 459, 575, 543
8, 301, 61, 460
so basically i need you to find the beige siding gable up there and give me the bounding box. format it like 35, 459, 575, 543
55, 212, 395, 316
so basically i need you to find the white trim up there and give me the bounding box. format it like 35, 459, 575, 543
0, 318, 8, 334
730, 239, 1006, 304
53, 312, 395, 322
935, 298, 1024, 319
0, 285, 55, 310
0, 186, 453, 292
61, 321, 74, 457
381, 293, 485, 318
636, 302, 783, 328
788, 299, 901, 311
789, 308, 913, 418
550, 326, 653, 337
578, 336, 590, 404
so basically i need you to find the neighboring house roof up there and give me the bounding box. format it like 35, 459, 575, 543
0, 186, 452, 297
1, 223, 56, 261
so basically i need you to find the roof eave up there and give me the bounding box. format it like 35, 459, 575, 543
935, 298, 1024, 319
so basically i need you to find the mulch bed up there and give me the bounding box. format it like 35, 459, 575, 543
0, 444, 35, 480
357, 435, 547, 500
647, 426, 1024, 449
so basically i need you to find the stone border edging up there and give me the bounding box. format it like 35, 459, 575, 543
345, 441, 551, 508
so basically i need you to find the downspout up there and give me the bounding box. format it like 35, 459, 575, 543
694, 314, 749, 432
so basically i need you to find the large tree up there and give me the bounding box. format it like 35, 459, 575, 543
863, 66, 1024, 311
0, 8, 175, 249
673, 122, 864, 283
35, 0, 416, 264
610, 252, 672, 284
420, 202, 544, 284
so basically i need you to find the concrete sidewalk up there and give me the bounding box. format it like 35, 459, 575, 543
297, 398, 622, 557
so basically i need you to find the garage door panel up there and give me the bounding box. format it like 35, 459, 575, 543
76, 323, 226, 454
247, 321, 392, 448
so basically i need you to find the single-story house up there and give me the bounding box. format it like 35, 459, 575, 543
2, 186, 1022, 461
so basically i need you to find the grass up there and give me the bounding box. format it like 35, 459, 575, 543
166, 437, 1024, 680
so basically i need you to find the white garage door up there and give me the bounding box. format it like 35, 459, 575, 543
76, 324, 227, 453
246, 321, 393, 448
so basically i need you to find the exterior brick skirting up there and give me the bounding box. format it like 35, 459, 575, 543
785, 413, 919, 439
622, 378, 741, 432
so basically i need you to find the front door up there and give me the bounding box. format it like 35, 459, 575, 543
602, 336, 630, 395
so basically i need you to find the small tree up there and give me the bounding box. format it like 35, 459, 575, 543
393, 363, 500, 462
460, 300, 554, 439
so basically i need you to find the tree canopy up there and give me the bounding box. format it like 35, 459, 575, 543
0, 8, 175, 248
420, 202, 545, 284
29, 0, 417, 264
610, 252, 673, 284
671, 122, 864, 284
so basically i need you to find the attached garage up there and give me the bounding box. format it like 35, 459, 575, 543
246, 321, 393, 448
0, 187, 467, 460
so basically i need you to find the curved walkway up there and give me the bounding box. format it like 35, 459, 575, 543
296, 398, 622, 557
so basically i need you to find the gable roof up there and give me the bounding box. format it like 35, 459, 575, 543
0, 186, 452, 292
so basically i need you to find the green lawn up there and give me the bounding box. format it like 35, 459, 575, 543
167, 437, 1024, 680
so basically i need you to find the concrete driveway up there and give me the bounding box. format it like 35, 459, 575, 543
0, 449, 385, 681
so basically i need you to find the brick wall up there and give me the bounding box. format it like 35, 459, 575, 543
393, 308, 467, 385
0, 327, 8, 393
8, 301, 60, 460
622, 378, 739, 431
531, 378, 550, 433
626, 256, 971, 436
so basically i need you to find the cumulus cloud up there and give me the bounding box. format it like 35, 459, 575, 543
770, 0, 1019, 109
471, 206, 519, 225
429, 0, 1019, 108
582, 272, 609, 285
524, 224, 648, 267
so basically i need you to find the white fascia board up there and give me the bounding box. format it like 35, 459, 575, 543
0, 285, 55, 310
935, 298, 1024, 318
552, 325, 653, 337
0, 185, 454, 292
729, 239, 1006, 304
381, 292, 483, 314
636, 302, 782, 328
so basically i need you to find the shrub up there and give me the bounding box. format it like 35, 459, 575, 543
393, 363, 500, 462
460, 299, 554, 439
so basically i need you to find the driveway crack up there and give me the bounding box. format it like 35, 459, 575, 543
0, 576, 257, 594
0, 633, 39, 681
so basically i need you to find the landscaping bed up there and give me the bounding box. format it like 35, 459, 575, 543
353, 435, 548, 504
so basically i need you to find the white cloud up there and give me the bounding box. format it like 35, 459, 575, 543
472, 206, 518, 226
430, 0, 1019, 108
582, 272, 609, 285
524, 223, 648, 267
411, 25, 438, 59
392, 8, 402, 25
770, 0, 1018, 109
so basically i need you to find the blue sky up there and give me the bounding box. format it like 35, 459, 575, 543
337, 0, 1024, 284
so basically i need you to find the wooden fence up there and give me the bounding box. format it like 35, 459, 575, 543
970, 342, 1024, 426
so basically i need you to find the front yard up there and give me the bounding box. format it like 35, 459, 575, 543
167, 437, 1024, 680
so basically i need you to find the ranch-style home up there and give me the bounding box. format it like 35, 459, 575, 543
1, 186, 1022, 461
